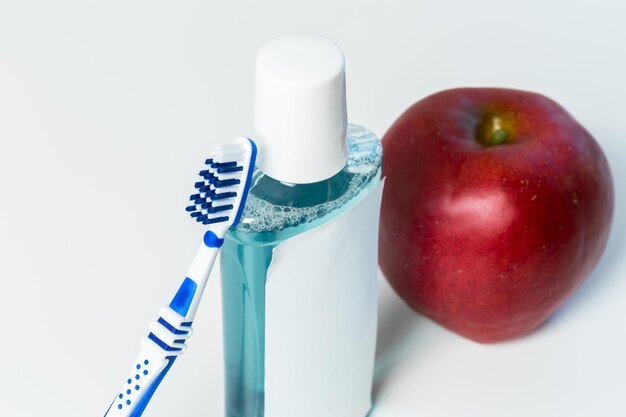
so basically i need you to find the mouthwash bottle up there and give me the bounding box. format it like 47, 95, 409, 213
220, 33, 383, 417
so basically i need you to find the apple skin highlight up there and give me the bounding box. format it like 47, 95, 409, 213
379, 88, 614, 343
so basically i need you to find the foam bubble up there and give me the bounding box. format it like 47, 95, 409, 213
236, 124, 382, 233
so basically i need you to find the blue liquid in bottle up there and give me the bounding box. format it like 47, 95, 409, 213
220, 125, 382, 417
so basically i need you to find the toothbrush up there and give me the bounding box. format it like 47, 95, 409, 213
104, 137, 257, 417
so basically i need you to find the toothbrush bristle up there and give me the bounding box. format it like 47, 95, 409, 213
186, 138, 256, 228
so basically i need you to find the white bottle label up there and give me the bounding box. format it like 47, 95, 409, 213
264, 180, 384, 417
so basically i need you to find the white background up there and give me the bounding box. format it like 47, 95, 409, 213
1, 1, 625, 416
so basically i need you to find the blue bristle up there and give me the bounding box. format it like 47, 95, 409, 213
212, 191, 237, 200
202, 216, 229, 224
217, 166, 244, 174
213, 178, 240, 187
189, 143, 251, 225
207, 204, 233, 213
211, 161, 237, 168
199, 203, 232, 213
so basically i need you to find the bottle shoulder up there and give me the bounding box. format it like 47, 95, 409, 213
233, 124, 382, 235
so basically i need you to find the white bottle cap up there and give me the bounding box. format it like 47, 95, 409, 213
254, 33, 348, 184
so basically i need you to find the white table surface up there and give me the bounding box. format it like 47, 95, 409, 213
1, 1, 625, 416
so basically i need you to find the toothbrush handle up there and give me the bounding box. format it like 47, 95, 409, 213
104, 232, 224, 417
179, 233, 223, 323
103, 306, 192, 417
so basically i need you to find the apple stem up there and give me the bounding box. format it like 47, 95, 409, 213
489, 129, 508, 145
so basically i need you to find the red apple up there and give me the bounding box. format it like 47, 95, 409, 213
379, 88, 614, 343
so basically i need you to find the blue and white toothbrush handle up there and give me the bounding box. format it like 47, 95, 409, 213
104, 230, 225, 417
